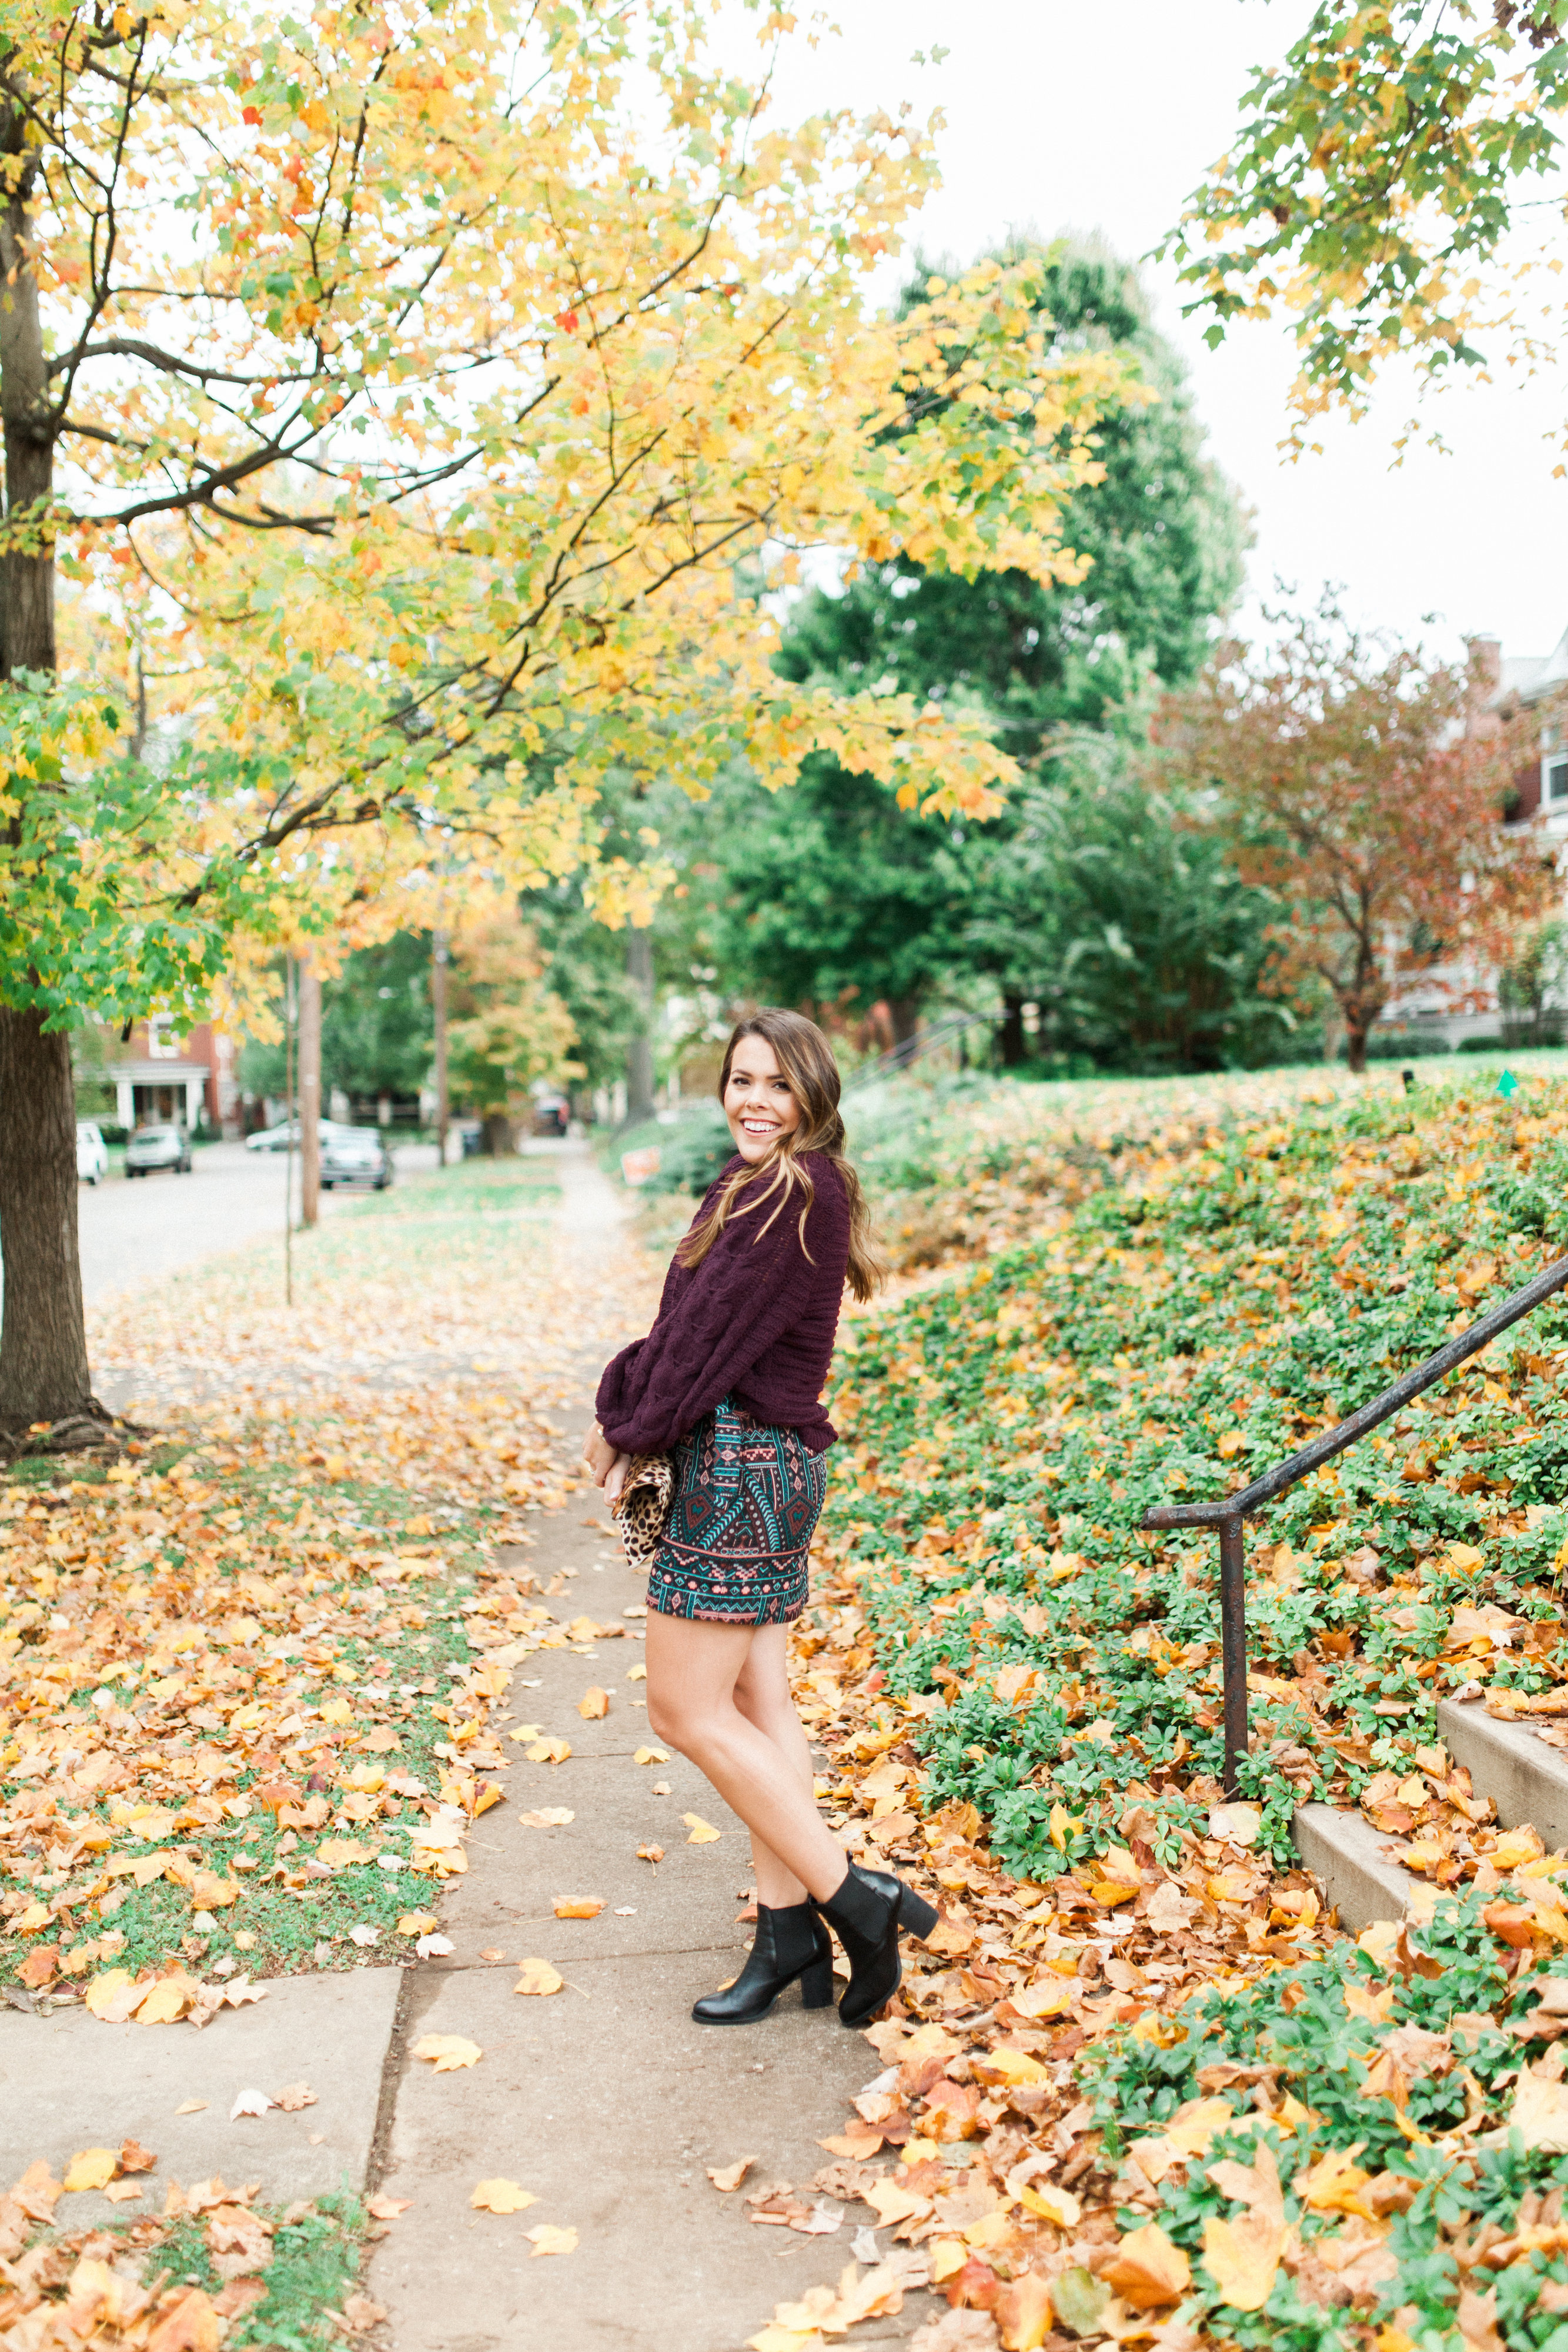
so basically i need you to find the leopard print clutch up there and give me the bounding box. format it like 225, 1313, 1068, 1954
610, 1452, 674, 1573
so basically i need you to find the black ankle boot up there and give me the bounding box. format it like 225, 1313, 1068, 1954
813, 1861, 940, 2029
691, 1900, 834, 2025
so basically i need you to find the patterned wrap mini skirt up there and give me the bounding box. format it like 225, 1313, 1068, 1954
647, 1394, 828, 1625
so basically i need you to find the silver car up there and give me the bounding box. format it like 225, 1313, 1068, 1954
320, 1127, 393, 1191
125, 1123, 192, 1177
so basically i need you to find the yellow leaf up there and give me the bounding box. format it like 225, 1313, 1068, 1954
62, 2149, 118, 2193
707, 2158, 755, 2192
189, 1872, 239, 1910
1202, 2212, 1285, 2312
519, 1808, 575, 1829
634, 1746, 670, 1766
683, 1814, 721, 1843
1102, 2223, 1191, 2310
526, 1738, 571, 1765
471, 2179, 537, 2213
553, 1897, 604, 1919
412, 2034, 482, 2072
83, 1969, 136, 2022
577, 1688, 609, 1719
1018, 2181, 1081, 2227
397, 1912, 440, 1936
514, 1959, 564, 1996
132, 1975, 196, 2025
1297, 2143, 1373, 2217
526, 2224, 578, 2257
13, 1902, 52, 1933
318, 1696, 353, 1726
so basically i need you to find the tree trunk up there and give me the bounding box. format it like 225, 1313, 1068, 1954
625, 927, 656, 1122
482, 1110, 514, 1157
0, 1010, 97, 1435
0, 145, 85, 1438
887, 994, 921, 1067
298, 956, 321, 1226
431, 928, 449, 1165
998, 994, 1026, 1067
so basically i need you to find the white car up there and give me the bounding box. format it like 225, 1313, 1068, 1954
125, 1122, 193, 1177
321, 1128, 393, 1190
245, 1118, 349, 1154
75, 1121, 109, 1185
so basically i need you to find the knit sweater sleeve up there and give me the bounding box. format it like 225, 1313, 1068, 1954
595, 1161, 845, 1455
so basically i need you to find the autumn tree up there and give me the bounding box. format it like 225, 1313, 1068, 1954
446, 909, 577, 1155
0, 0, 1137, 1443
1163, 1, 1568, 438
1166, 609, 1552, 1071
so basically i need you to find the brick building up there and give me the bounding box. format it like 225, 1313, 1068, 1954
108, 1017, 240, 1135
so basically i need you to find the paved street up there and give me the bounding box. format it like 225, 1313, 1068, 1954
75, 1137, 438, 1305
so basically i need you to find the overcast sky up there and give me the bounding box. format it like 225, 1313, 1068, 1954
752, 0, 1568, 670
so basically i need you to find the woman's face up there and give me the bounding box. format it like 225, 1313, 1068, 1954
723, 1035, 804, 1164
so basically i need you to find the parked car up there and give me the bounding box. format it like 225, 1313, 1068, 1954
320, 1127, 393, 1191
245, 1118, 349, 1153
75, 1121, 109, 1185
532, 1092, 570, 1138
125, 1123, 192, 1177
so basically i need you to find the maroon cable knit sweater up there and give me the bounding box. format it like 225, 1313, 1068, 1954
596, 1151, 851, 1456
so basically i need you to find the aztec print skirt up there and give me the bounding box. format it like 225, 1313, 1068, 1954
647, 1394, 828, 1625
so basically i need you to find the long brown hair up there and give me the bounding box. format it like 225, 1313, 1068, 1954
676, 1010, 885, 1303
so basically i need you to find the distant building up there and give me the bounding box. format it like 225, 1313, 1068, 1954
109, 1016, 240, 1135
1482, 626, 1568, 832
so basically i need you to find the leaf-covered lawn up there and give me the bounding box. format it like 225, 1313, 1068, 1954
757, 1060, 1568, 2352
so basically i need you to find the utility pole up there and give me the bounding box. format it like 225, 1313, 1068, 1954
283, 955, 296, 1308
432, 928, 450, 1165
298, 954, 322, 1228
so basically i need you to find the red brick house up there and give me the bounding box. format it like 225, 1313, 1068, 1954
108, 1017, 240, 1135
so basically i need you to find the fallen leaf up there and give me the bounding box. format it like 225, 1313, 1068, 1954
577, 1688, 610, 1718
119, 2137, 158, 2173
175, 2100, 209, 2116
1202, 2211, 1285, 2312
275, 2084, 317, 2112
995, 2270, 1055, 2351
339, 2294, 387, 2335
634, 1746, 670, 1766
62, 2149, 119, 2193
103, 2179, 145, 2203
526, 2223, 578, 2256
514, 1958, 564, 1996
414, 1934, 454, 1959
637, 1844, 665, 1863
526, 1738, 571, 1765
708, 2158, 757, 2192
230, 2089, 275, 2119
1208, 1803, 1262, 1849
397, 1912, 439, 1936
1507, 2069, 1568, 2150
1051, 2267, 1111, 2337
553, 1897, 604, 1919
519, 1808, 575, 1829
684, 1814, 722, 1844
367, 2193, 412, 2219
412, 2034, 483, 2072
472, 2179, 538, 2213
1102, 2223, 1191, 2309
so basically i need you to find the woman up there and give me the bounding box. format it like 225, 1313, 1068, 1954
583, 1008, 937, 2027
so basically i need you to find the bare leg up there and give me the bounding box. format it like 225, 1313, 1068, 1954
645, 1612, 847, 1905
734, 1624, 818, 1909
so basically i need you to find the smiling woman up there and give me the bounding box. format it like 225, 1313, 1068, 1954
581, 1010, 939, 2032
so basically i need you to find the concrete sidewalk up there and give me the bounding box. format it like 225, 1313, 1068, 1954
367, 1151, 937, 2348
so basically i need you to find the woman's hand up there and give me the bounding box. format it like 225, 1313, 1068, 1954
581, 1425, 620, 1488
604, 1454, 629, 1507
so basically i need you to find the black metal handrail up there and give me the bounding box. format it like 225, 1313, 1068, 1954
1141, 1250, 1568, 1794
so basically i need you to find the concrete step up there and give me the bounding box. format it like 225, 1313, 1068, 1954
1291, 1698, 1568, 1936
1436, 1695, 1568, 1850
1292, 1803, 1432, 1935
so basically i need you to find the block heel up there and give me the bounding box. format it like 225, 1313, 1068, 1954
814, 1860, 945, 2029
691, 1900, 834, 2025
897, 1886, 940, 1940
800, 1956, 835, 2009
